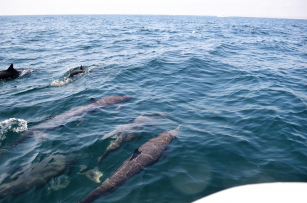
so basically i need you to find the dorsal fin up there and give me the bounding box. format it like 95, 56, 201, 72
7, 64, 14, 71
89, 98, 96, 104
130, 149, 141, 161
80, 65, 83, 70
7, 64, 19, 75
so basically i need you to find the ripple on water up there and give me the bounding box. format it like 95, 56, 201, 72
0, 15, 307, 203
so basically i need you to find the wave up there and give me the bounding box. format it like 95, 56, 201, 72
0, 118, 28, 141
49, 77, 72, 87
49, 65, 100, 87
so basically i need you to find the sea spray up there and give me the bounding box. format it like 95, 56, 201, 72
0, 118, 28, 142
50, 77, 72, 87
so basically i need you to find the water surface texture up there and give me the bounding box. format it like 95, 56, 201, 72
0, 15, 307, 202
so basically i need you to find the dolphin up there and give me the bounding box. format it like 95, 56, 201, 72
97, 132, 137, 167
0, 64, 22, 80
69, 66, 85, 78
0, 95, 133, 157
0, 154, 77, 199
102, 114, 165, 140
79, 125, 181, 203
97, 114, 165, 167
28, 95, 132, 131
81, 132, 136, 184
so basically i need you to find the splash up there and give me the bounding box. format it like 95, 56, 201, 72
50, 77, 72, 87
19, 69, 34, 78
87, 65, 100, 72
0, 118, 28, 141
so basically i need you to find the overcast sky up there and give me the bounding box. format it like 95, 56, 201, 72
0, 0, 306, 19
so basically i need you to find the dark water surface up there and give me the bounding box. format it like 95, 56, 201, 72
0, 15, 307, 202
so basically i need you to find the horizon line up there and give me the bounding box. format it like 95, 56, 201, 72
0, 13, 306, 20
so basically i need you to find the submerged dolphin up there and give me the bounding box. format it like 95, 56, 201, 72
102, 114, 165, 140
0, 95, 133, 157
69, 66, 85, 78
97, 114, 164, 167
0, 154, 77, 199
28, 95, 132, 131
97, 132, 136, 167
79, 125, 180, 203
0, 64, 22, 80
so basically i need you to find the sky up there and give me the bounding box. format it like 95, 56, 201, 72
0, 0, 306, 19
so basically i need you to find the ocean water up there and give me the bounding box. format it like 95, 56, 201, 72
0, 15, 306, 202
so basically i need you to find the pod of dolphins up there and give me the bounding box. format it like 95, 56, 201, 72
0, 64, 181, 202
0, 64, 83, 79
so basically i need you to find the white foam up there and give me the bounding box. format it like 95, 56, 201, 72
50, 77, 72, 87
87, 65, 112, 74
87, 65, 100, 72
19, 69, 34, 78
0, 118, 28, 140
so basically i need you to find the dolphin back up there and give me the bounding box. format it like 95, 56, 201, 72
69, 66, 85, 78
95, 95, 132, 107
0, 64, 20, 79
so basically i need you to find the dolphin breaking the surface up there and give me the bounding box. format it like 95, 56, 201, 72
0, 64, 22, 80
79, 125, 180, 203
0, 95, 133, 157
0, 154, 77, 199
69, 66, 85, 78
